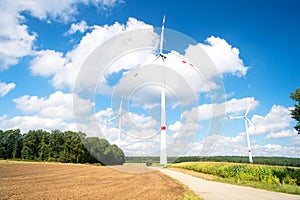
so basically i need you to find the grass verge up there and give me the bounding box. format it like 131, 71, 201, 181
169, 162, 300, 195
165, 174, 203, 200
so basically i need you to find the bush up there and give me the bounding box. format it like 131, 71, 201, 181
146, 159, 153, 166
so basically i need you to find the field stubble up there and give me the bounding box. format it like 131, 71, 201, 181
0, 161, 185, 199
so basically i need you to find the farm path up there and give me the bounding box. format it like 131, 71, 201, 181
159, 168, 300, 200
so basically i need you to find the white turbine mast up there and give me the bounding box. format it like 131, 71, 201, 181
106, 96, 123, 147
156, 15, 167, 167
228, 101, 256, 164
157, 15, 167, 61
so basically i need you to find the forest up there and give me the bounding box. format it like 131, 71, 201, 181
0, 129, 125, 165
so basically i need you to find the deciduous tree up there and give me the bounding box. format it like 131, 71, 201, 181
290, 88, 300, 134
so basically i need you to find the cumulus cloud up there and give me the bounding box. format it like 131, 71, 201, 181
0, 91, 99, 133
196, 36, 248, 77
265, 129, 297, 139
184, 133, 300, 157
126, 112, 154, 128
66, 20, 90, 35
0, 115, 68, 133
182, 97, 257, 122
251, 105, 292, 135
26, 17, 249, 108
13, 91, 95, 120
181, 104, 300, 157
1, 91, 161, 152
169, 121, 181, 132
30, 50, 66, 77
0, 0, 123, 70
45, 17, 154, 90
107, 33, 249, 108
0, 82, 16, 97
185, 134, 246, 156
0, 9, 36, 69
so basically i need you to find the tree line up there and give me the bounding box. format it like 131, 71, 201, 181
0, 129, 125, 165
173, 156, 300, 167
126, 156, 300, 167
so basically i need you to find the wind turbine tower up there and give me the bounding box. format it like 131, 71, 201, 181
228, 101, 256, 163
157, 15, 167, 167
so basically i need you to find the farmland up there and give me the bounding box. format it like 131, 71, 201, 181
170, 162, 300, 195
0, 161, 192, 200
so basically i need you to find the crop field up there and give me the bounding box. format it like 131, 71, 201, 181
171, 162, 300, 195
0, 161, 187, 200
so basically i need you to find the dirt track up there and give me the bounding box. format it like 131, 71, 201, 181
0, 161, 184, 200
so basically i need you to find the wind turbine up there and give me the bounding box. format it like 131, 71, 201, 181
125, 16, 190, 166
156, 15, 167, 167
106, 97, 123, 147
228, 101, 255, 164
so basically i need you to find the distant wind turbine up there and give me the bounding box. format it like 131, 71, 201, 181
228, 101, 256, 163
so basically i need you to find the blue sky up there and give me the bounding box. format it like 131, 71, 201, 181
0, 0, 300, 158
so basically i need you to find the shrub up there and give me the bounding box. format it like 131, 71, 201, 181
146, 159, 153, 166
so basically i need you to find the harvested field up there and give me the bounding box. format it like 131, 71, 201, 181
0, 161, 184, 199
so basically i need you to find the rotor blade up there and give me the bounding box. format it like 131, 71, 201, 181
245, 101, 253, 116
159, 15, 165, 55
245, 117, 256, 130
119, 96, 123, 115
228, 116, 244, 120
106, 114, 119, 123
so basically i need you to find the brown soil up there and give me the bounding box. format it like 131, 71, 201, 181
0, 161, 184, 200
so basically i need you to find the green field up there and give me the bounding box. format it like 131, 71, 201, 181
170, 162, 300, 195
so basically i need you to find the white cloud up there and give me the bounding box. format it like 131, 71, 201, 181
292, 137, 300, 146
251, 143, 286, 156
0, 10, 36, 69
13, 91, 94, 120
196, 36, 248, 77
251, 105, 292, 135
126, 112, 154, 128
0, 0, 123, 70
169, 121, 181, 132
0, 91, 98, 133
66, 20, 90, 35
95, 107, 113, 119
184, 133, 300, 157
265, 129, 297, 139
182, 97, 257, 122
0, 82, 16, 97
47, 17, 154, 90
185, 134, 246, 156
30, 50, 66, 77
26, 17, 249, 109
7, 0, 122, 23
0, 115, 67, 133
111, 35, 249, 108
180, 104, 300, 157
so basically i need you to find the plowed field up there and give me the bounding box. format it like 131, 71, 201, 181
0, 161, 184, 199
